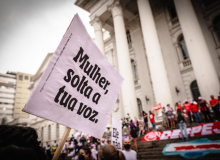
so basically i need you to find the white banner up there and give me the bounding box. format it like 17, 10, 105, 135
22, 14, 123, 139
111, 118, 122, 150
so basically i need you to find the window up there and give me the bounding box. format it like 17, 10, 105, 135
213, 15, 220, 42
18, 75, 23, 81
168, 1, 177, 19
190, 80, 201, 103
48, 125, 51, 140
25, 76, 28, 80
131, 60, 138, 80
56, 124, 59, 139
179, 35, 189, 60
126, 30, 132, 44
137, 98, 143, 115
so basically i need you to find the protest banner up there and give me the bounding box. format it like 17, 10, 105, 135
111, 118, 122, 150
22, 14, 123, 159
141, 122, 220, 141
152, 103, 162, 112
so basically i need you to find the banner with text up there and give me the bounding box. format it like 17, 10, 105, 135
141, 122, 220, 141
22, 14, 123, 139
111, 118, 122, 150
152, 103, 162, 112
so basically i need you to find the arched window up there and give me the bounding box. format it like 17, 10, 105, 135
137, 98, 143, 115
131, 60, 138, 80
56, 124, 59, 139
190, 80, 201, 103
213, 15, 220, 42
179, 35, 189, 60
48, 125, 51, 140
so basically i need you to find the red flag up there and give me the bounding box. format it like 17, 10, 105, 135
152, 103, 162, 112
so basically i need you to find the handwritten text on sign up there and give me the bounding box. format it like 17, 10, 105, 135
112, 118, 122, 150
22, 14, 123, 138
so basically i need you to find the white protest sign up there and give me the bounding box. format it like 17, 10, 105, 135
111, 118, 122, 150
22, 14, 123, 139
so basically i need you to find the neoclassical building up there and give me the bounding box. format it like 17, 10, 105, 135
29, 0, 220, 144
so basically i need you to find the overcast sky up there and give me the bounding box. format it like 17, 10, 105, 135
0, 0, 94, 75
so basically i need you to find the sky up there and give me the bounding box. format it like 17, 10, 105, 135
0, 0, 94, 75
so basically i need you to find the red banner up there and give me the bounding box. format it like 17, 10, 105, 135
152, 103, 162, 112
141, 122, 220, 141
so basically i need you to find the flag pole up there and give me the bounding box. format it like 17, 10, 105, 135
52, 127, 71, 160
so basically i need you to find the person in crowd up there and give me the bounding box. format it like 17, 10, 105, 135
122, 125, 129, 137
51, 140, 58, 156
80, 135, 87, 147
210, 95, 220, 121
79, 147, 95, 160
70, 134, 75, 142
138, 120, 145, 136
98, 144, 125, 160
134, 117, 139, 134
129, 119, 138, 152
122, 138, 137, 160
166, 104, 175, 129
149, 111, 156, 130
142, 111, 148, 133
0, 125, 47, 160
127, 113, 131, 119
91, 144, 98, 160
121, 118, 125, 128
61, 143, 68, 160
105, 127, 111, 144
45, 142, 52, 160
183, 100, 192, 124
183, 110, 190, 127
68, 140, 74, 153
125, 117, 129, 127
177, 109, 188, 140
72, 140, 81, 160
198, 97, 213, 122
162, 107, 169, 128
190, 100, 202, 124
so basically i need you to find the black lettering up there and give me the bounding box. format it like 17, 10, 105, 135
71, 75, 80, 88
54, 86, 65, 103
84, 86, 93, 99
83, 107, 92, 118
77, 76, 86, 92
103, 80, 110, 90
89, 110, 98, 122
68, 98, 78, 111
63, 69, 74, 82
80, 81, 88, 94
60, 91, 71, 107
84, 61, 93, 76
99, 77, 106, 88
92, 67, 101, 83
77, 103, 87, 115
90, 64, 97, 79
92, 93, 101, 104
73, 47, 89, 69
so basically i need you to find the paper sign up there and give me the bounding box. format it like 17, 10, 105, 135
22, 14, 123, 139
111, 118, 122, 150
152, 103, 162, 112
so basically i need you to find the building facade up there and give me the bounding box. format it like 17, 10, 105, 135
29, 0, 220, 144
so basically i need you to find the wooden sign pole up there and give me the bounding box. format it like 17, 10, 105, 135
52, 127, 71, 160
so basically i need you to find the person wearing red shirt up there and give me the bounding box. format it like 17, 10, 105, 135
190, 101, 202, 124
209, 95, 220, 121
149, 111, 155, 130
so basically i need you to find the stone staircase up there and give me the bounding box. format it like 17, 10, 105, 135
135, 133, 220, 160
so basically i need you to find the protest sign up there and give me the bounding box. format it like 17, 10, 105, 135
152, 103, 162, 112
22, 14, 123, 139
111, 118, 122, 150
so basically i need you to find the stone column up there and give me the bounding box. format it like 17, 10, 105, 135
91, 17, 105, 55
174, 0, 220, 99
109, 2, 139, 119
137, 0, 173, 109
